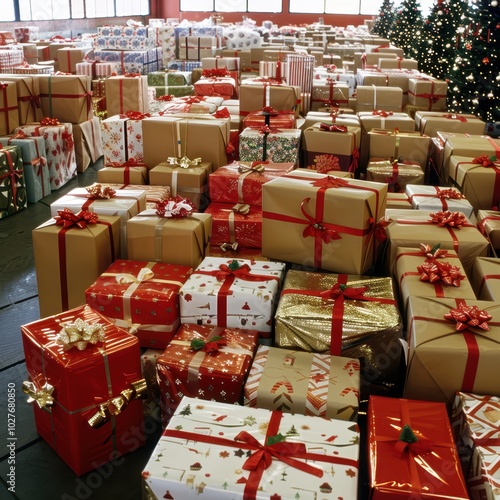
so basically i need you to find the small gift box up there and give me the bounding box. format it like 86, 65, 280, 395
194, 74, 237, 100
366, 159, 424, 193
157, 324, 259, 424
177, 35, 217, 60
244, 345, 360, 421
408, 77, 448, 111
386, 192, 413, 210
91, 183, 170, 210
105, 75, 149, 117
98, 160, 149, 185
239, 127, 301, 164
0, 75, 41, 126
242, 109, 296, 130
311, 79, 350, 111
57, 47, 86, 73
0, 144, 27, 218
358, 111, 416, 133
72, 116, 103, 173
471, 256, 500, 301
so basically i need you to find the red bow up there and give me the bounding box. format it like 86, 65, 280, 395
436, 188, 465, 200
319, 122, 348, 133
301, 197, 342, 243
260, 106, 278, 116
40, 117, 60, 126
444, 303, 492, 331
124, 72, 141, 78
472, 154, 497, 168
372, 217, 392, 242
319, 282, 368, 301
181, 96, 202, 104
155, 196, 196, 218
442, 114, 467, 122
258, 125, 279, 135
86, 184, 116, 199
54, 208, 98, 229
214, 263, 254, 282
61, 130, 74, 152
214, 107, 230, 119
120, 110, 151, 120
429, 211, 467, 229
372, 110, 393, 117
417, 260, 465, 287
419, 243, 449, 260
202, 68, 230, 78
190, 336, 227, 354
157, 94, 174, 101
310, 176, 349, 189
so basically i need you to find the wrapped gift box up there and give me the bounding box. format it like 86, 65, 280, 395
105, 75, 149, 116
379, 57, 418, 70
150, 84, 194, 98
471, 256, 500, 301
274, 269, 403, 400
355, 86, 403, 113
311, 79, 350, 111
242, 110, 296, 130
477, 210, 500, 250
141, 348, 163, 419
262, 170, 387, 274
201, 56, 240, 73
177, 36, 217, 60
147, 71, 188, 87
405, 296, 500, 405
157, 324, 259, 423
72, 116, 103, 173
239, 127, 301, 164
383, 209, 489, 278
86, 259, 193, 349
408, 77, 448, 111
142, 396, 360, 499
368, 395, 468, 499
386, 192, 413, 210
300, 111, 360, 131
221, 48, 251, 71
204, 202, 263, 249
127, 208, 211, 269
91, 183, 170, 209
0, 80, 19, 136
57, 47, 86, 73
97, 25, 149, 37
208, 161, 295, 206
313, 69, 356, 97
93, 35, 156, 51
14, 26, 39, 43
147, 25, 177, 66
244, 345, 360, 421
124, 112, 150, 162
97, 162, 148, 185
0, 75, 42, 125
50, 187, 146, 259
366, 159, 424, 193
358, 111, 416, 133
101, 114, 128, 164
179, 257, 286, 333
194, 76, 237, 99
0, 144, 27, 218
22, 305, 145, 476
415, 111, 486, 137
93, 48, 161, 75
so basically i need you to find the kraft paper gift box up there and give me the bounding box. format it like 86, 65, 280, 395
405, 184, 474, 218
201, 56, 240, 73
262, 170, 387, 274
368, 395, 468, 500
221, 48, 251, 71
300, 111, 360, 131
358, 111, 416, 133
85, 259, 193, 349
382, 209, 489, 278
22, 304, 145, 476
408, 77, 448, 111
415, 111, 486, 137
142, 396, 360, 500
378, 57, 419, 70
208, 161, 295, 206
0, 75, 42, 125
239, 127, 301, 164
105, 75, 149, 117
179, 256, 286, 333
311, 80, 350, 111
124, 112, 150, 162
405, 296, 500, 406
0, 81, 19, 136
274, 269, 403, 400
471, 257, 500, 301
476, 210, 500, 250
244, 345, 360, 421
141, 348, 163, 419
239, 81, 301, 118
177, 36, 217, 60
204, 202, 263, 249
91, 183, 170, 210
97, 162, 149, 185
38, 75, 92, 124
50, 187, 146, 259
126, 209, 211, 269
0, 144, 27, 218
93, 35, 155, 51
149, 160, 212, 210
72, 116, 103, 173
156, 324, 259, 423
33, 211, 120, 317
147, 25, 177, 66
366, 159, 424, 193
386, 192, 413, 210
142, 116, 229, 170
194, 76, 237, 100
57, 47, 86, 73
355, 86, 403, 113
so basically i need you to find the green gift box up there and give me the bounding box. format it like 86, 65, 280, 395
147, 71, 188, 87
0, 144, 27, 218
152, 85, 194, 98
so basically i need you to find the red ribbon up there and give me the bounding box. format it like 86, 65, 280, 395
417, 260, 465, 287
0, 147, 23, 211
442, 113, 467, 122
319, 122, 348, 133
40, 117, 60, 126
202, 68, 230, 78
106, 159, 148, 185
120, 110, 151, 121
372, 110, 393, 117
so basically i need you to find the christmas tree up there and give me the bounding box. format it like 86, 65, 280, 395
418, 0, 468, 80
371, 0, 396, 39
447, 0, 500, 122
390, 0, 425, 59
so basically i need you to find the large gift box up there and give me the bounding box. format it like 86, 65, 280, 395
0, 80, 20, 135
274, 269, 403, 400
57, 47, 86, 73
471, 256, 500, 301
0, 144, 27, 218
177, 36, 217, 60
157, 324, 259, 423
105, 75, 149, 116
262, 170, 387, 274
408, 77, 448, 111
0, 75, 42, 126
97, 161, 149, 186
93, 47, 161, 75
86, 259, 192, 349
22, 305, 145, 476
179, 257, 286, 333
366, 159, 424, 193
415, 111, 486, 137
311, 79, 350, 111
358, 111, 416, 133
239, 127, 301, 164
355, 86, 403, 113
404, 296, 500, 405
142, 396, 360, 499
368, 395, 468, 499
244, 345, 360, 421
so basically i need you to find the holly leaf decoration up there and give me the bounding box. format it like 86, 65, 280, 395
267, 433, 286, 446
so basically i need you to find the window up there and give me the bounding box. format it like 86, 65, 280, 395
181, 0, 282, 12
2, 0, 16, 21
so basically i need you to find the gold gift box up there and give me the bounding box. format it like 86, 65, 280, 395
366, 159, 424, 192
471, 256, 500, 301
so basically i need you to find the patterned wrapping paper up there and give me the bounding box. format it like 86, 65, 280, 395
147, 71, 189, 87
142, 396, 360, 500
313, 69, 356, 97
22, 304, 145, 477
242, 110, 296, 130
141, 348, 164, 419
239, 128, 301, 164
156, 324, 259, 424
366, 159, 424, 193
471, 257, 500, 302
179, 256, 286, 333
0, 80, 19, 135
101, 114, 128, 164
125, 114, 149, 162
177, 36, 217, 61
0, 75, 42, 126
193, 76, 236, 99
244, 345, 360, 421
0, 48, 23, 72
93, 35, 156, 50
368, 395, 468, 500
97, 26, 149, 37
0, 144, 27, 218
85, 259, 193, 349
204, 202, 263, 249
147, 26, 177, 65
166, 60, 202, 72
94, 48, 162, 75
14, 26, 39, 43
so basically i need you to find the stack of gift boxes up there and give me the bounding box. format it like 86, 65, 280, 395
1, 18, 499, 500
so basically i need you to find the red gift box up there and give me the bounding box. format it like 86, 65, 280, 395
368, 395, 468, 499
156, 323, 259, 425
242, 110, 296, 130
85, 259, 193, 349
21, 305, 145, 476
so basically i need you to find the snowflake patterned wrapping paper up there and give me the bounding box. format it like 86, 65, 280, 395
22, 305, 145, 477
0, 80, 20, 135
366, 159, 424, 193
244, 345, 360, 421
156, 324, 259, 424
0, 144, 27, 218
239, 128, 301, 164
85, 259, 193, 349
142, 396, 359, 499
179, 257, 286, 333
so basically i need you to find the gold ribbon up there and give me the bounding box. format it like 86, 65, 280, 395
88, 379, 148, 428
56, 318, 105, 351
22, 381, 55, 413
167, 156, 201, 169
232, 203, 251, 215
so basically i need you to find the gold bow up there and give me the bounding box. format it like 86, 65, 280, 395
238, 163, 266, 174
220, 242, 239, 252
88, 379, 148, 428
115, 267, 154, 285
167, 156, 201, 169
22, 381, 55, 412
56, 319, 105, 351
232, 203, 250, 215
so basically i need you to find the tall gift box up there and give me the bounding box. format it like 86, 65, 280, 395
142, 396, 360, 499
239, 127, 301, 164
0, 144, 27, 218
368, 395, 468, 499
105, 75, 149, 117
366, 159, 424, 193
22, 305, 145, 476
408, 77, 448, 111
157, 324, 258, 423
86, 259, 193, 349
404, 296, 500, 405
179, 257, 286, 333
0, 80, 19, 135
101, 114, 128, 164
0, 75, 42, 125
244, 345, 360, 421
471, 257, 500, 301
72, 116, 103, 172
262, 170, 387, 274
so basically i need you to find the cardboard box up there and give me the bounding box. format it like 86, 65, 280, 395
471, 256, 500, 301
0, 144, 27, 218
91, 183, 170, 210
355, 86, 403, 113
366, 159, 424, 193
177, 35, 217, 60
408, 77, 448, 111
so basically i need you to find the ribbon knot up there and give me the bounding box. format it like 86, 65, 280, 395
215, 261, 253, 281
394, 425, 435, 457
260, 106, 279, 116
157, 94, 174, 101
419, 242, 449, 260
56, 318, 105, 351
115, 267, 154, 285
311, 176, 349, 189
220, 242, 239, 252
320, 282, 368, 302
372, 110, 393, 117
155, 196, 196, 218
232, 203, 251, 215
86, 184, 116, 199
444, 302, 492, 331
54, 208, 99, 229
238, 161, 267, 174
301, 197, 341, 243
202, 68, 230, 78
22, 381, 55, 412
442, 113, 467, 122
436, 188, 465, 200
429, 211, 467, 229
167, 156, 201, 169
319, 122, 348, 133
190, 335, 227, 353
472, 154, 497, 168
417, 260, 465, 287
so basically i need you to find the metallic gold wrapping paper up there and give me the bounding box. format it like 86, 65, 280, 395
366, 159, 424, 193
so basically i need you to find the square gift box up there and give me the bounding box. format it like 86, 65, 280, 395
85, 259, 193, 349
105, 75, 149, 117
366, 159, 424, 193
239, 127, 301, 164
471, 257, 500, 301
0, 144, 27, 218
142, 396, 360, 500
408, 77, 448, 111
0, 75, 42, 125
0, 80, 20, 136
156, 324, 259, 423
244, 345, 360, 421
179, 256, 286, 333
22, 305, 145, 476
355, 86, 403, 113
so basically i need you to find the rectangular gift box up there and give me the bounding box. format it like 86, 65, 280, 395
471, 256, 500, 301
408, 77, 448, 111
194, 76, 237, 99
405, 296, 500, 406
262, 169, 387, 274
179, 256, 286, 333
147, 71, 188, 87
142, 396, 360, 500
93, 35, 156, 51
150, 84, 195, 98
311, 80, 350, 111
177, 36, 217, 60
72, 116, 103, 173
85, 259, 193, 349
57, 47, 86, 73
148, 26, 177, 66
97, 163, 149, 186
242, 110, 296, 130
366, 159, 424, 193
105, 75, 149, 117
415, 111, 486, 137
355, 86, 403, 113
0, 80, 19, 136
476, 210, 500, 250
368, 395, 468, 499
387, 192, 413, 210
101, 114, 128, 165
22, 305, 145, 476
157, 324, 259, 423
0, 75, 42, 125
93, 48, 161, 75
239, 127, 301, 164
0, 144, 27, 218
300, 111, 359, 131
90, 183, 170, 210
358, 111, 416, 133
379, 57, 418, 70
244, 345, 360, 421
